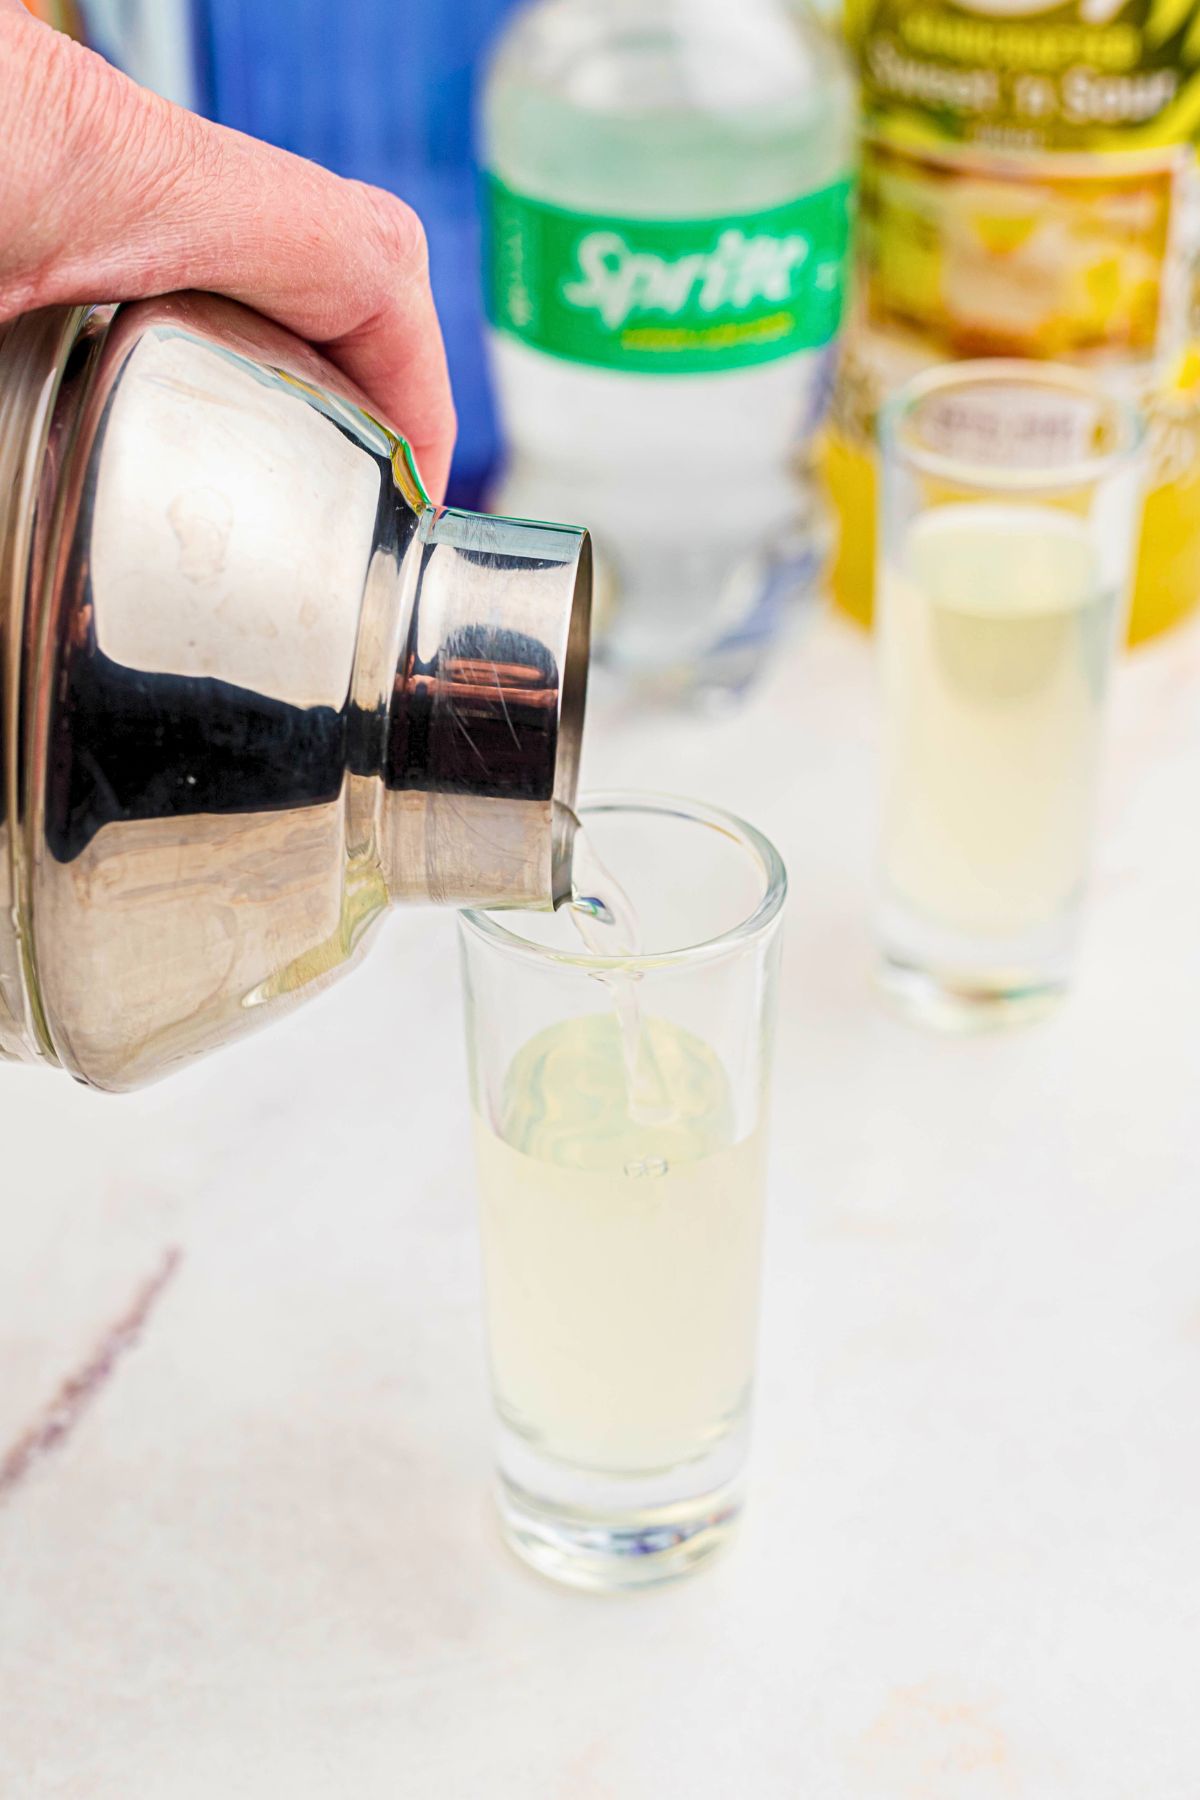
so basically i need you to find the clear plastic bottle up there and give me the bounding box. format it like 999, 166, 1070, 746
480, 0, 857, 699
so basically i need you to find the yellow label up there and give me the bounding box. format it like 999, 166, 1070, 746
853, 2, 1200, 154
862, 140, 1182, 360
852, 1, 1200, 362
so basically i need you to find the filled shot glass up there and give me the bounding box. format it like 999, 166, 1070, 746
877, 360, 1146, 1028
458, 794, 786, 1591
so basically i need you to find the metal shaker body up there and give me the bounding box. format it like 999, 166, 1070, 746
0, 295, 590, 1091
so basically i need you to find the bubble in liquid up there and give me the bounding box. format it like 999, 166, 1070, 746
625, 1156, 669, 1180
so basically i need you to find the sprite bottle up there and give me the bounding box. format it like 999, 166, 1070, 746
480, 0, 857, 699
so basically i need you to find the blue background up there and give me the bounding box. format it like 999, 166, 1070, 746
191, 0, 522, 506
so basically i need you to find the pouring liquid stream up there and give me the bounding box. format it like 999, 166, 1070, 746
567, 821, 671, 1125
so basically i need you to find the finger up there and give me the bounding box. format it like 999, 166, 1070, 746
318, 189, 458, 506
0, 16, 457, 500
314, 184, 458, 505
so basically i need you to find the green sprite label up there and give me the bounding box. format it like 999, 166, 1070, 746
482, 174, 855, 375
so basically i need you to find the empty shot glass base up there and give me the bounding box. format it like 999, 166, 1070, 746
876, 953, 1068, 1034
877, 894, 1075, 1032
496, 1477, 742, 1593
493, 1413, 750, 1590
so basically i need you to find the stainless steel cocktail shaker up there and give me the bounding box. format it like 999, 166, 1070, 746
0, 295, 591, 1090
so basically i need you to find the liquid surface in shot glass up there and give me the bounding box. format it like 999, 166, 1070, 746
881, 503, 1118, 940
473, 830, 766, 1479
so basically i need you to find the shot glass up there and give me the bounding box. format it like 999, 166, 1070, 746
876, 360, 1146, 1029
458, 793, 786, 1591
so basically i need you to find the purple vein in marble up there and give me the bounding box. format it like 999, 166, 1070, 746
0, 1247, 181, 1499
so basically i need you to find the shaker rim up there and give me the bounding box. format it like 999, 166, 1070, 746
460, 788, 788, 971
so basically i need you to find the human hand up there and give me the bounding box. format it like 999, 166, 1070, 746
0, 1, 457, 500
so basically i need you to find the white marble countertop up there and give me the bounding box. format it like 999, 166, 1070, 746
2, 611, 1199, 1799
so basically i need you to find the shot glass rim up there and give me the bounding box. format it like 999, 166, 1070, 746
459, 789, 787, 971
879, 357, 1147, 494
